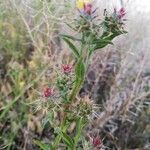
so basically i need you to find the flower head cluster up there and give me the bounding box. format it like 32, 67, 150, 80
114, 7, 126, 19
43, 87, 54, 98
84, 3, 92, 15
77, 0, 93, 16
92, 136, 102, 148
62, 64, 72, 74
75, 0, 98, 32
118, 7, 126, 18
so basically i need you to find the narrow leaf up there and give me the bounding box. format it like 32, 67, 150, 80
75, 57, 85, 82
34, 140, 51, 150
74, 118, 83, 143
93, 40, 113, 50
60, 34, 81, 41
61, 132, 74, 148
63, 38, 80, 58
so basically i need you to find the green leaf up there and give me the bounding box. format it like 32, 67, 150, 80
73, 118, 87, 148
62, 38, 80, 58
42, 112, 54, 128
75, 57, 85, 83
34, 140, 51, 150
69, 57, 85, 101
65, 22, 77, 31
61, 132, 74, 148
92, 29, 127, 51
74, 118, 83, 144
60, 34, 81, 41
76, 117, 85, 131
93, 39, 113, 50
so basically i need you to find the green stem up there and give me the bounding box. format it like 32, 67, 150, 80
52, 120, 67, 149
69, 79, 83, 102
73, 118, 84, 149
69, 51, 90, 102
53, 134, 62, 149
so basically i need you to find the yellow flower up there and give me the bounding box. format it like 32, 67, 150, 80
76, 0, 92, 9
19, 81, 25, 88
76, 0, 84, 9
29, 60, 36, 69
84, 0, 92, 3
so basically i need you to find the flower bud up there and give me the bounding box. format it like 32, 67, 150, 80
84, 3, 92, 15
92, 136, 102, 148
114, 7, 126, 19
43, 87, 54, 98
118, 7, 126, 19
62, 64, 72, 74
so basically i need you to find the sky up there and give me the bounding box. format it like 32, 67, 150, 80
129, 0, 150, 13
95, 0, 150, 13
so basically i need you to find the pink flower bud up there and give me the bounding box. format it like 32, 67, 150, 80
84, 3, 92, 15
114, 7, 126, 19
118, 7, 126, 19
92, 136, 102, 148
43, 87, 54, 98
62, 64, 72, 74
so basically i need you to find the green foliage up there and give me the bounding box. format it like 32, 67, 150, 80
75, 58, 85, 82
34, 140, 52, 150
62, 37, 80, 58
42, 112, 54, 128
61, 132, 74, 149
69, 57, 85, 101
74, 118, 85, 147
56, 3, 128, 149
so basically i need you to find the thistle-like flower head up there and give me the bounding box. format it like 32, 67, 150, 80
43, 87, 54, 98
76, 0, 92, 10
62, 64, 72, 74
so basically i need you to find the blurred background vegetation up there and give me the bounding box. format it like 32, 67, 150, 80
0, 0, 149, 149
